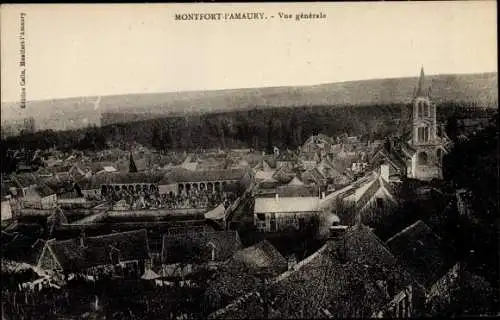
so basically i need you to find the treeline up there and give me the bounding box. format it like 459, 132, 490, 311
1, 103, 495, 157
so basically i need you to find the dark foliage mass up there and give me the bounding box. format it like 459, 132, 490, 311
442, 112, 499, 288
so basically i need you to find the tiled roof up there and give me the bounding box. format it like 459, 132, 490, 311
1, 233, 45, 265
210, 224, 413, 319
255, 170, 276, 182
208, 291, 274, 319
34, 184, 56, 198
232, 240, 288, 271
301, 168, 326, 184
276, 152, 297, 162
159, 168, 248, 184
370, 147, 407, 173
161, 230, 241, 264
47, 229, 150, 271
11, 173, 40, 188
271, 167, 295, 184
299, 152, 318, 162
254, 196, 320, 214
386, 220, 455, 288
356, 178, 381, 211
92, 172, 165, 185
275, 185, 320, 198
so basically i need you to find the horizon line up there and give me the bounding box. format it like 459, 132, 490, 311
1, 70, 497, 105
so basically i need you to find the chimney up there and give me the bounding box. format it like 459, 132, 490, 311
380, 164, 390, 182
329, 225, 347, 262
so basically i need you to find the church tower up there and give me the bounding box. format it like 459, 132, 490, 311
408, 67, 446, 180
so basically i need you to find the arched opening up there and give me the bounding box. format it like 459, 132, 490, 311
114, 185, 120, 192
437, 148, 443, 164
128, 185, 134, 193
135, 185, 141, 192
207, 183, 213, 192
214, 182, 221, 192
200, 183, 206, 191
150, 184, 156, 193
121, 185, 127, 192
417, 101, 424, 119
142, 185, 148, 192
417, 152, 428, 165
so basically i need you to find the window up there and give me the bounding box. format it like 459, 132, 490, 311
437, 148, 443, 161
418, 102, 424, 119
417, 152, 428, 165
270, 213, 277, 232
417, 126, 429, 143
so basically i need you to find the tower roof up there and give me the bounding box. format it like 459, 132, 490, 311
415, 66, 426, 97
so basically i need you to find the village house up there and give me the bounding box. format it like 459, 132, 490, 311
209, 223, 420, 319
20, 184, 58, 210
299, 133, 336, 159
253, 185, 322, 232
269, 166, 296, 185
298, 151, 321, 171
342, 165, 399, 215
1, 184, 14, 224
300, 167, 327, 187
369, 141, 409, 182
316, 158, 354, 189
274, 151, 297, 170
36, 229, 150, 280
320, 165, 399, 225
8, 173, 40, 198
161, 226, 242, 278
203, 240, 288, 313
386, 220, 463, 313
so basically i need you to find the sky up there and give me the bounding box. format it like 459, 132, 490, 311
1, 2, 497, 102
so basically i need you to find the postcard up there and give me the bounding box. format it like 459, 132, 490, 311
1, 2, 498, 319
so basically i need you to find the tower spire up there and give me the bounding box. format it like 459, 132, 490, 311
415, 65, 425, 97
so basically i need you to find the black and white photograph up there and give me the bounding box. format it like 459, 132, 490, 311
0, 2, 498, 319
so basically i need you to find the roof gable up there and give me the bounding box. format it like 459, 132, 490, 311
386, 220, 455, 287
254, 196, 320, 214
47, 229, 149, 271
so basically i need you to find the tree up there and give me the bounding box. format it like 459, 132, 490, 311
266, 119, 273, 155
